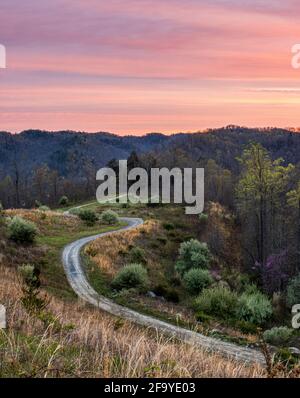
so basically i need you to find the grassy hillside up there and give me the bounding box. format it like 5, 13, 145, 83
0, 264, 264, 378
1, 202, 300, 377
0, 207, 265, 378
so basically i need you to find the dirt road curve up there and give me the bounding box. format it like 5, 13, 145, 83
62, 217, 265, 366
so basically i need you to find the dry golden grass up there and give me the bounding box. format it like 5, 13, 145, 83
5, 209, 79, 233
85, 220, 159, 278
0, 265, 265, 378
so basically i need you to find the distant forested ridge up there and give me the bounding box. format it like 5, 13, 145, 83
0, 126, 300, 208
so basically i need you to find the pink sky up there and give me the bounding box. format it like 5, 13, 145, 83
1, 0, 300, 135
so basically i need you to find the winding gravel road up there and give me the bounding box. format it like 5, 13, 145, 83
62, 216, 265, 366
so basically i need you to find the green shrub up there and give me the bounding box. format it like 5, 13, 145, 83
9, 216, 37, 243
175, 239, 211, 276
112, 263, 149, 291
286, 274, 300, 308
19, 264, 37, 284
241, 282, 258, 294
130, 247, 146, 264
18, 264, 47, 314
59, 195, 69, 206
263, 327, 294, 346
194, 286, 238, 319
236, 291, 273, 325
101, 210, 119, 225
198, 213, 208, 223
78, 209, 98, 226
183, 268, 213, 295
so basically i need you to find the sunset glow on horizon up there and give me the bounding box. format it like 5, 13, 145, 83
1, 0, 300, 135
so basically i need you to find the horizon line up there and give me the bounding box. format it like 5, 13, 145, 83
2, 125, 300, 138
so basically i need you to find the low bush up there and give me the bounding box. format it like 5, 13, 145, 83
194, 286, 238, 319
242, 283, 260, 295
112, 264, 149, 291
286, 274, 300, 308
78, 209, 98, 226
175, 239, 211, 276
183, 268, 213, 295
101, 210, 119, 225
130, 247, 146, 264
59, 195, 69, 206
263, 326, 294, 347
9, 216, 37, 243
18, 264, 47, 314
236, 291, 273, 325
198, 213, 208, 224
